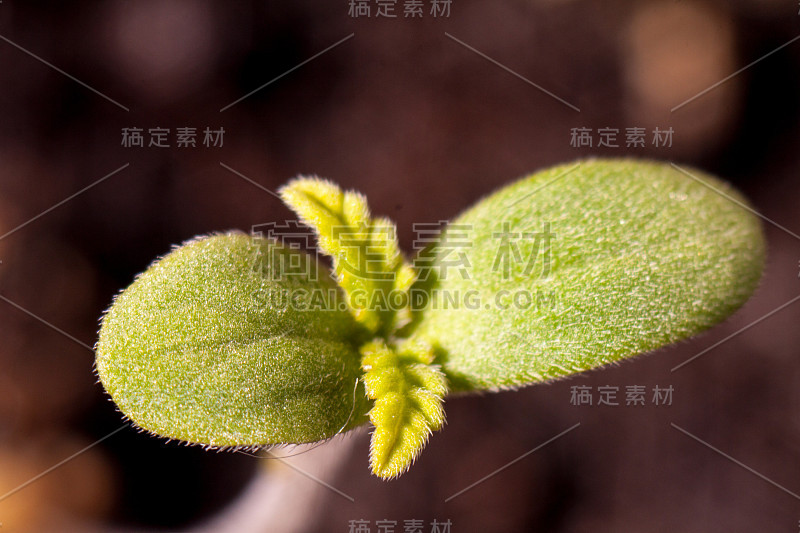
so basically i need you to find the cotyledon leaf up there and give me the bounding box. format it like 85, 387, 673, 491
408, 159, 766, 391
96, 233, 371, 447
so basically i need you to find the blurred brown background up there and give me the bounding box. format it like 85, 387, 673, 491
0, 0, 798, 531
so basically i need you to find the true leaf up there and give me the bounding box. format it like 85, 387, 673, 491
361, 339, 447, 479
280, 177, 415, 336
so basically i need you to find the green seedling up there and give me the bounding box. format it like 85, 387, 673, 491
96, 159, 765, 479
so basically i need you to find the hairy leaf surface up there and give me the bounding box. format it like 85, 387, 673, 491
361, 339, 447, 479
280, 177, 415, 336
410, 159, 766, 390
96, 233, 370, 446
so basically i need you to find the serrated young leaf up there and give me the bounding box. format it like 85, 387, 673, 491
361, 339, 447, 479
96, 233, 371, 446
409, 159, 766, 391
280, 177, 416, 336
